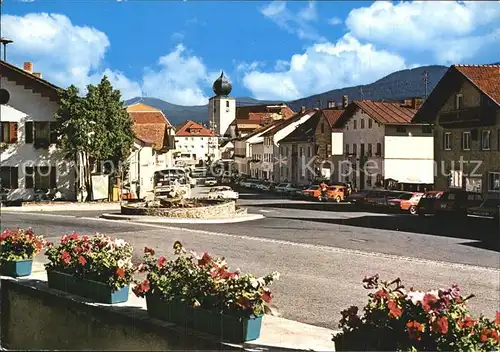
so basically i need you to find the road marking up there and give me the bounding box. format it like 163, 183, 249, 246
3, 211, 499, 273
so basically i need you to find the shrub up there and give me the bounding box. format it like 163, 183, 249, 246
45, 232, 136, 290
333, 274, 500, 351
133, 241, 279, 318
0, 228, 44, 261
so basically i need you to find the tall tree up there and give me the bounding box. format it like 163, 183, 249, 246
55, 76, 134, 201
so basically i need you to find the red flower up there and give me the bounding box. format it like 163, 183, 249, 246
60, 250, 71, 264
82, 235, 89, 241
198, 252, 212, 266
432, 316, 449, 334
78, 256, 87, 266
74, 246, 83, 254
116, 267, 125, 278
422, 293, 438, 312
406, 320, 424, 341
156, 256, 167, 269
373, 289, 389, 302
132, 279, 150, 297
480, 328, 499, 342
262, 288, 272, 303
458, 316, 476, 329
387, 300, 402, 318
144, 247, 155, 255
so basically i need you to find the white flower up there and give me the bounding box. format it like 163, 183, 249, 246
115, 239, 127, 247
406, 291, 425, 305
257, 277, 266, 286
117, 259, 125, 268
272, 272, 280, 281
250, 278, 259, 289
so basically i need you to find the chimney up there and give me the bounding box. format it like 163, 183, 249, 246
342, 95, 348, 108
33, 72, 42, 79
411, 97, 423, 110
300, 106, 306, 113
327, 101, 336, 108
24, 62, 33, 73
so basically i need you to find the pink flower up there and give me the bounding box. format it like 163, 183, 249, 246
78, 256, 87, 266
156, 256, 167, 269
60, 250, 71, 264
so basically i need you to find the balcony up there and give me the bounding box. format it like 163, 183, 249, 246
439, 106, 496, 128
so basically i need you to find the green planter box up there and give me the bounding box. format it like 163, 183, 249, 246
146, 294, 262, 343
0, 259, 33, 277
47, 270, 129, 304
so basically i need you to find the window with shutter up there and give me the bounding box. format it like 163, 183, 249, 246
25, 122, 34, 143
25, 166, 34, 188
9, 122, 18, 143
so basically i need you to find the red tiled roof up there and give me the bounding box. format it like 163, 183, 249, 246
322, 109, 344, 128
175, 120, 214, 137
133, 124, 168, 151
235, 104, 294, 120
453, 64, 500, 106
262, 109, 317, 137
128, 111, 172, 126
336, 100, 416, 127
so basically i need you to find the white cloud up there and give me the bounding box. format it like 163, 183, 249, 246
170, 32, 185, 42
235, 61, 264, 73
298, 1, 317, 21
345, 0, 500, 63
141, 44, 217, 106
0, 12, 223, 105
260, 1, 322, 40
243, 34, 406, 101
328, 16, 342, 26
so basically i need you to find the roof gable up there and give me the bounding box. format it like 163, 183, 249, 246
262, 109, 317, 137
0, 60, 60, 101
413, 64, 500, 123
281, 111, 321, 143
175, 120, 214, 137
335, 100, 416, 127
321, 109, 344, 128
126, 102, 162, 112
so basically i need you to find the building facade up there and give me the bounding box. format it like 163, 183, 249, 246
174, 120, 219, 166
0, 61, 76, 201
413, 64, 500, 195
334, 100, 434, 190
314, 109, 344, 181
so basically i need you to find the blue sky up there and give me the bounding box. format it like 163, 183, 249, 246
2, 1, 499, 105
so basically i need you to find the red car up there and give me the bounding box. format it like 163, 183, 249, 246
387, 192, 424, 215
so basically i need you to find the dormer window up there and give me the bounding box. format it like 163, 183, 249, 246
455, 94, 463, 110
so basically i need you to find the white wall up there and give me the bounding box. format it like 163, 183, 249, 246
0, 78, 76, 201
384, 134, 434, 184
174, 136, 219, 162
208, 96, 236, 137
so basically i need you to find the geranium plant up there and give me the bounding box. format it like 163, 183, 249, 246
133, 241, 279, 318
333, 274, 500, 351
0, 228, 44, 261
45, 232, 136, 290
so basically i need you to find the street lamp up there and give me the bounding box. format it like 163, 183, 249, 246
0, 0, 14, 62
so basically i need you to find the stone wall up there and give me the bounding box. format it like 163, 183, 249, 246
0, 279, 231, 350
121, 200, 236, 218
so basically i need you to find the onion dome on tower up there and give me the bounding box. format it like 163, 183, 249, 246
212, 71, 232, 96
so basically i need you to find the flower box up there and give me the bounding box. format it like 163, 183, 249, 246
47, 270, 129, 304
145, 294, 262, 343
0, 259, 33, 277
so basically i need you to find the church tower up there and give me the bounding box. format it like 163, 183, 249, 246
208, 72, 236, 137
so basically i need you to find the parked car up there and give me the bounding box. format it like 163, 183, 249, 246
204, 177, 218, 187
467, 198, 500, 224
387, 192, 424, 215
374, 191, 408, 208
345, 190, 371, 205
275, 183, 294, 194
434, 189, 484, 217
239, 179, 258, 188
207, 186, 239, 200
326, 186, 346, 202
416, 191, 444, 216
255, 182, 272, 191
363, 190, 392, 207
302, 185, 322, 200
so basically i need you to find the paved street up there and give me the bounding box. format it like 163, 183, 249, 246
1, 189, 499, 330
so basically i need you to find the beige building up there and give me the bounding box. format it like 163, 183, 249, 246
333, 99, 434, 191
413, 64, 500, 195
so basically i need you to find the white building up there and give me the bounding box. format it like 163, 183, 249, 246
333, 100, 434, 191
259, 109, 317, 182
126, 102, 175, 170
0, 60, 76, 201
174, 120, 219, 166
208, 72, 236, 138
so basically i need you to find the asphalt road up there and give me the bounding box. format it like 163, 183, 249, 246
1, 190, 499, 330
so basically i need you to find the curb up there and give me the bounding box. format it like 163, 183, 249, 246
100, 213, 265, 224
1, 204, 121, 212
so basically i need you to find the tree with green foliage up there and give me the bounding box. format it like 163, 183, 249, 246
54, 76, 134, 201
